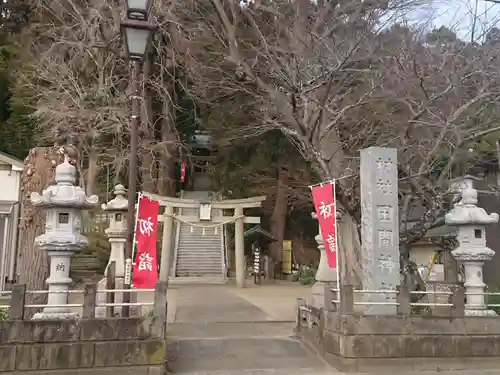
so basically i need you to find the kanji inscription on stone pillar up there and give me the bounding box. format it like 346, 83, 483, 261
360, 147, 400, 315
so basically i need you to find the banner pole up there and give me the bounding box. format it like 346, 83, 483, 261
332, 180, 341, 306
131, 191, 142, 264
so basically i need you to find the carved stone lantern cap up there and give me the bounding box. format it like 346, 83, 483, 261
30, 155, 98, 209
445, 177, 499, 226
105, 184, 128, 212
55, 155, 76, 185
449, 175, 480, 193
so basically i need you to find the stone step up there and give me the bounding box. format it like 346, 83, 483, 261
178, 245, 220, 248
176, 253, 221, 258
176, 255, 222, 259
179, 238, 221, 242
176, 269, 222, 274
169, 276, 227, 284
166, 337, 329, 373
178, 235, 221, 240
176, 271, 223, 277
176, 258, 221, 262
175, 263, 222, 271
167, 322, 294, 339
170, 369, 334, 375
176, 265, 221, 270
177, 237, 221, 242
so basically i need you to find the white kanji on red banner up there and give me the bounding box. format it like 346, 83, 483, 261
138, 217, 154, 236
132, 196, 159, 288
311, 182, 338, 269
138, 252, 154, 272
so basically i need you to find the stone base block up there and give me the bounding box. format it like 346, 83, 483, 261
310, 281, 342, 310
465, 308, 497, 316
310, 282, 327, 308
32, 311, 79, 320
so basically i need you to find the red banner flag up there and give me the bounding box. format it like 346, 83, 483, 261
132, 195, 159, 288
311, 182, 337, 268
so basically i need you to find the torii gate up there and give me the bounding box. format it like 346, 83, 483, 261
143, 192, 266, 288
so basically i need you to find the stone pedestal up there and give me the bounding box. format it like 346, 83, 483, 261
445, 176, 499, 316
30, 155, 98, 319
311, 222, 338, 308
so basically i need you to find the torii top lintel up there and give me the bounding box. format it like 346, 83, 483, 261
142, 192, 266, 209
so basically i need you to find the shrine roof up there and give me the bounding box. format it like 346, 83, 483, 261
243, 226, 277, 242
0, 151, 23, 169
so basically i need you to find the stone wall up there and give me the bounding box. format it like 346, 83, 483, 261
0, 317, 166, 375
299, 310, 500, 372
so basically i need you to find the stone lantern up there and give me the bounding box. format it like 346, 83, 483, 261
310, 212, 338, 308
95, 184, 137, 317
30, 155, 98, 319
104, 184, 128, 278
445, 176, 499, 316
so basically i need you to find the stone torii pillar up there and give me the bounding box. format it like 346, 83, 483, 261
235, 207, 245, 288
311, 212, 338, 308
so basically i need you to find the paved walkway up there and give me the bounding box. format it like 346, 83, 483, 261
166, 282, 331, 374
167, 281, 310, 323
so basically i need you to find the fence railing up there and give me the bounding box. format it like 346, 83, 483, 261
0, 282, 163, 320
320, 285, 500, 316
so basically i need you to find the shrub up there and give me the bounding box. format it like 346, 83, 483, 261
488, 291, 500, 315
298, 265, 316, 285
0, 308, 9, 321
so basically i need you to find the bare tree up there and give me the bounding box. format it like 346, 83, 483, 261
13, 0, 186, 196
177, 0, 500, 285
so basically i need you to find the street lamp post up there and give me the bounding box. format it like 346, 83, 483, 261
121, 0, 156, 317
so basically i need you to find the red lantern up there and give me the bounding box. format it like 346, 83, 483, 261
180, 162, 186, 183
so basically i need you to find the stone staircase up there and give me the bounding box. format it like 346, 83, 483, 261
172, 190, 225, 283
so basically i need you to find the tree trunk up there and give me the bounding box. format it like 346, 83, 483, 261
337, 209, 362, 287
158, 101, 177, 197
269, 168, 288, 263
319, 121, 363, 287
17, 147, 61, 318
85, 149, 99, 195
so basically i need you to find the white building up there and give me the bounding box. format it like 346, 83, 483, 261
0, 151, 23, 291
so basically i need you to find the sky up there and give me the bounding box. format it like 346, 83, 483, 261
418, 0, 500, 41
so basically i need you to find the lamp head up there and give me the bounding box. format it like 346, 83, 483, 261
121, 19, 156, 61
124, 0, 153, 21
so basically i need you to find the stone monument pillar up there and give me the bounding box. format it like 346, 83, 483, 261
445, 176, 499, 316
30, 155, 98, 319
360, 147, 400, 315
310, 212, 338, 308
